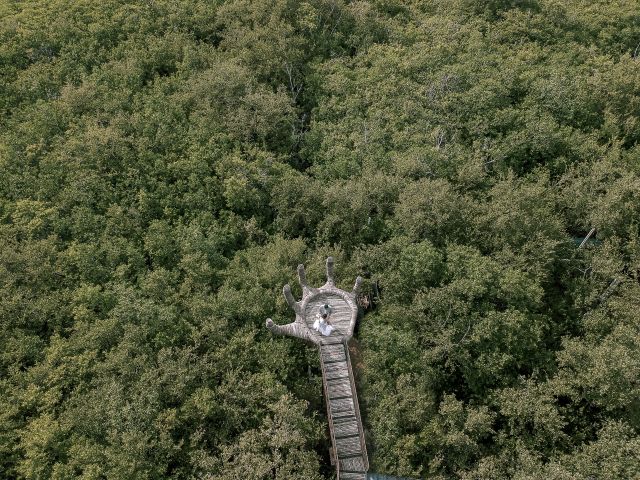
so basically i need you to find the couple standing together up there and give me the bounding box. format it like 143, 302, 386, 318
313, 303, 334, 336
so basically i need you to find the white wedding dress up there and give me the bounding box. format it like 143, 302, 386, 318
313, 315, 334, 336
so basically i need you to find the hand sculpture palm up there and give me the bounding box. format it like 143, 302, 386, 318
266, 257, 362, 345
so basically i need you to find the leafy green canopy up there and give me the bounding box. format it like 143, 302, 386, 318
1, 0, 639, 478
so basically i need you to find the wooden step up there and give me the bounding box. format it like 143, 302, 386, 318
333, 418, 359, 438
321, 344, 346, 363
327, 377, 353, 399
336, 435, 362, 457
339, 456, 366, 472
339, 473, 366, 480
324, 360, 349, 380
321, 335, 344, 345
329, 397, 355, 417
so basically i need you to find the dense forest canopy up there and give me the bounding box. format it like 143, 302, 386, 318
1, 0, 640, 478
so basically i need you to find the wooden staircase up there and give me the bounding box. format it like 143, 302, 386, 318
265, 258, 369, 479
320, 341, 368, 479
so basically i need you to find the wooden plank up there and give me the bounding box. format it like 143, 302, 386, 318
329, 397, 355, 417
321, 344, 346, 363
340, 473, 366, 480
334, 419, 359, 438
324, 361, 349, 380
336, 435, 362, 457
321, 335, 344, 345
327, 378, 353, 399
339, 456, 366, 472
322, 349, 346, 363
322, 343, 345, 354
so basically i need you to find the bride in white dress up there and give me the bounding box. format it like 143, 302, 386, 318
313, 303, 334, 336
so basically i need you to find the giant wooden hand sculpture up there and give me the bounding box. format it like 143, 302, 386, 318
266, 257, 369, 478
266, 257, 362, 345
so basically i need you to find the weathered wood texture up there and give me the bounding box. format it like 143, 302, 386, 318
321, 342, 369, 479
305, 292, 352, 337
265, 257, 361, 347
341, 474, 367, 480
265, 258, 368, 479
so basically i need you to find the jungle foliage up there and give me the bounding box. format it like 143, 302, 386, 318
1, 0, 640, 478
